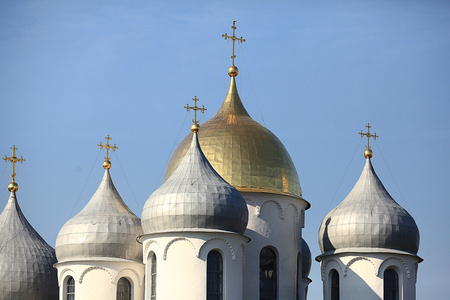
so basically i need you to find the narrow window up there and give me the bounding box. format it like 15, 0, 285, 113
66, 276, 75, 300
117, 277, 131, 300
207, 250, 223, 300
384, 269, 399, 300
330, 269, 339, 300
260, 247, 277, 300
296, 253, 301, 300
150, 253, 157, 300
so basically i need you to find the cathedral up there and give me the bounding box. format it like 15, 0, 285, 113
0, 21, 421, 300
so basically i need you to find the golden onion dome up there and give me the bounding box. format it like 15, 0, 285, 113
165, 76, 303, 199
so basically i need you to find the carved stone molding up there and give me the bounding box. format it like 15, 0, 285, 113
378, 257, 410, 279
79, 266, 113, 284
198, 237, 236, 261
114, 268, 142, 287
344, 257, 376, 277
58, 268, 77, 287
163, 237, 196, 261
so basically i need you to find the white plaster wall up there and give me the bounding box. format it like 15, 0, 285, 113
55, 259, 144, 300
142, 231, 248, 300
319, 253, 420, 300
241, 192, 309, 300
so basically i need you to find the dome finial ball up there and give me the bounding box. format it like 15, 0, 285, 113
364, 148, 373, 159
8, 182, 19, 192
103, 160, 112, 169
191, 123, 200, 133
228, 65, 239, 77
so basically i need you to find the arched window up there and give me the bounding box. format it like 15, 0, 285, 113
384, 269, 399, 300
330, 269, 339, 300
149, 252, 157, 300
117, 277, 131, 300
260, 247, 277, 300
66, 276, 75, 300
207, 250, 223, 300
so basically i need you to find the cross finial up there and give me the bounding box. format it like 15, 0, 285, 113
185, 96, 207, 125
98, 135, 118, 169
359, 123, 378, 149
3, 145, 25, 192
222, 20, 246, 67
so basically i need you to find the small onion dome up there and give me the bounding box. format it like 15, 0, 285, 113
0, 192, 58, 299
318, 158, 420, 257
56, 170, 143, 262
165, 76, 306, 202
142, 132, 249, 234
302, 238, 312, 278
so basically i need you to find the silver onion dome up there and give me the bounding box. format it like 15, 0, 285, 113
0, 192, 58, 299
318, 158, 420, 256
302, 238, 312, 278
142, 132, 249, 234
56, 170, 143, 262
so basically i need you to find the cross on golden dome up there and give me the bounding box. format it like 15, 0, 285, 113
3, 145, 25, 192
98, 135, 118, 169
185, 96, 206, 127
222, 20, 246, 67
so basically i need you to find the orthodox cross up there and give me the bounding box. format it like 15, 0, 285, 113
98, 135, 118, 161
359, 123, 379, 149
222, 20, 246, 66
185, 96, 206, 124
3, 145, 25, 183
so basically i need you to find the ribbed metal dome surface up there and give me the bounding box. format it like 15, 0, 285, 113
319, 158, 419, 255
164, 77, 302, 199
56, 170, 143, 262
302, 238, 312, 278
0, 192, 58, 300
142, 132, 249, 234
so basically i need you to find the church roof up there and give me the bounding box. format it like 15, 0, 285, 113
318, 157, 420, 257
56, 169, 143, 262
142, 130, 249, 234
164, 75, 304, 200
0, 192, 58, 299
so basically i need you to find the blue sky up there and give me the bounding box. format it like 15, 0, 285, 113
1, 1, 449, 298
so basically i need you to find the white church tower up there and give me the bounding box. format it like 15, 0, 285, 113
140, 118, 249, 300
317, 124, 422, 300
164, 21, 311, 299
55, 136, 144, 300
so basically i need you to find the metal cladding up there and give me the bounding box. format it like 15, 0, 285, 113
142, 132, 249, 235
302, 238, 312, 278
0, 192, 58, 300
319, 158, 420, 255
56, 170, 143, 262
164, 76, 303, 199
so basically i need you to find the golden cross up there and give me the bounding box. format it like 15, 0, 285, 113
185, 96, 206, 124
359, 123, 379, 149
222, 20, 246, 66
3, 145, 25, 183
98, 135, 118, 160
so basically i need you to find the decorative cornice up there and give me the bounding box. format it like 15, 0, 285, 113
378, 256, 411, 279
260, 199, 284, 219
321, 259, 343, 281
163, 237, 196, 260
79, 266, 113, 284
344, 257, 376, 277
114, 268, 142, 287
198, 237, 236, 261
58, 268, 77, 287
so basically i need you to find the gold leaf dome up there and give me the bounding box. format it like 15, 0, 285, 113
164, 76, 303, 199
